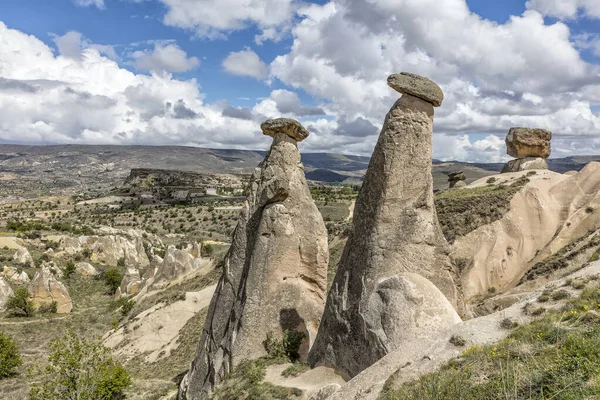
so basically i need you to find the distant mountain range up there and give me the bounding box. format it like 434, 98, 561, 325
0, 144, 598, 197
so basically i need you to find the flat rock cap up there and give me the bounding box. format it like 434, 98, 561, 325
387, 72, 444, 107
261, 118, 309, 142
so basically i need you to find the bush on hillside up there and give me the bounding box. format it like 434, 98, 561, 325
6, 288, 34, 317
28, 331, 131, 400
0, 332, 22, 378
103, 268, 122, 295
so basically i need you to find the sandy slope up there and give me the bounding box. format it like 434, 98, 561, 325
452, 163, 600, 299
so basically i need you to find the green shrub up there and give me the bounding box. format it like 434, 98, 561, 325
281, 363, 310, 378
6, 288, 34, 317
263, 330, 305, 362
449, 335, 466, 347
38, 301, 57, 314
28, 331, 131, 400
117, 256, 126, 267
111, 297, 135, 316
201, 243, 214, 258
551, 289, 571, 300
103, 268, 122, 295
0, 332, 22, 378
64, 262, 76, 278
486, 177, 497, 184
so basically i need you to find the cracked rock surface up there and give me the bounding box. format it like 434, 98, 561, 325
179, 119, 328, 400
308, 87, 463, 379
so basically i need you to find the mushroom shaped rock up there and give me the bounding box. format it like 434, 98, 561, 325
506, 127, 552, 159
308, 76, 462, 379
179, 119, 328, 400
261, 118, 310, 142
387, 72, 444, 107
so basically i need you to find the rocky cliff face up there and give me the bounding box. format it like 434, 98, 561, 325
308, 74, 463, 379
179, 119, 329, 400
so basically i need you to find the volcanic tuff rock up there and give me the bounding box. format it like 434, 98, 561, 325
60, 234, 149, 268
74, 262, 98, 276
448, 170, 466, 189
2, 266, 30, 283
387, 72, 444, 107
0, 277, 14, 310
501, 157, 549, 173
115, 268, 142, 298
308, 74, 463, 379
179, 118, 328, 400
28, 266, 72, 313
13, 247, 34, 268
506, 127, 552, 159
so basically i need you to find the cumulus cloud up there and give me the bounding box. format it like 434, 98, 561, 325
222, 49, 269, 80
526, 0, 600, 19
0, 21, 267, 150
132, 43, 200, 73
52, 31, 118, 61
157, 0, 297, 41
72, 0, 105, 9
222, 104, 255, 120
270, 89, 325, 116
268, 0, 600, 157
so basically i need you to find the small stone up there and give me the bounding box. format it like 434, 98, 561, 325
387, 72, 444, 107
506, 128, 552, 159
261, 118, 309, 142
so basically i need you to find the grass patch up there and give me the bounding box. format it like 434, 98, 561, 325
435, 177, 529, 243
281, 363, 310, 378
211, 358, 303, 400
381, 286, 600, 400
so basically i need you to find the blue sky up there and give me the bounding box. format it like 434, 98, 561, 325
0, 0, 598, 162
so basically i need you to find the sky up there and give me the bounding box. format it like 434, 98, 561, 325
0, 0, 599, 162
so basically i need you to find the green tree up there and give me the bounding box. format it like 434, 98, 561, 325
0, 332, 22, 378
29, 331, 131, 400
64, 262, 76, 278
6, 288, 34, 317
202, 243, 214, 258
103, 268, 122, 295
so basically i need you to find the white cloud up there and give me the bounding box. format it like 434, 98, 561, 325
72, 0, 105, 9
268, 0, 600, 157
526, 0, 600, 19
0, 21, 268, 150
222, 49, 269, 80
157, 0, 297, 41
132, 43, 199, 73
52, 31, 85, 60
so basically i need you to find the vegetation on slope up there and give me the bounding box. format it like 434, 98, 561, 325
435, 176, 529, 243
381, 277, 600, 400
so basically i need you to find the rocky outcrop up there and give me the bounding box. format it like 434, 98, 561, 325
453, 163, 600, 301
308, 73, 463, 379
115, 268, 142, 298
13, 247, 34, 267
179, 118, 329, 400
0, 277, 14, 310
448, 170, 466, 189
502, 128, 551, 173
75, 262, 98, 276
501, 157, 548, 173
151, 246, 206, 288
2, 266, 30, 283
28, 267, 72, 313
60, 234, 149, 268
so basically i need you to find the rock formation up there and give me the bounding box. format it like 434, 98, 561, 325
115, 268, 142, 298
179, 118, 329, 400
28, 266, 72, 313
75, 262, 98, 276
60, 234, 149, 268
502, 127, 552, 173
0, 277, 14, 310
2, 266, 30, 283
308, 73, 463, 379
448, 170, 466, 189
13, 247, 34, 267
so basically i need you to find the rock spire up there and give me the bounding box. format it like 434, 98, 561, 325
179, 118, 328, 399
308, 73, 463, 379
